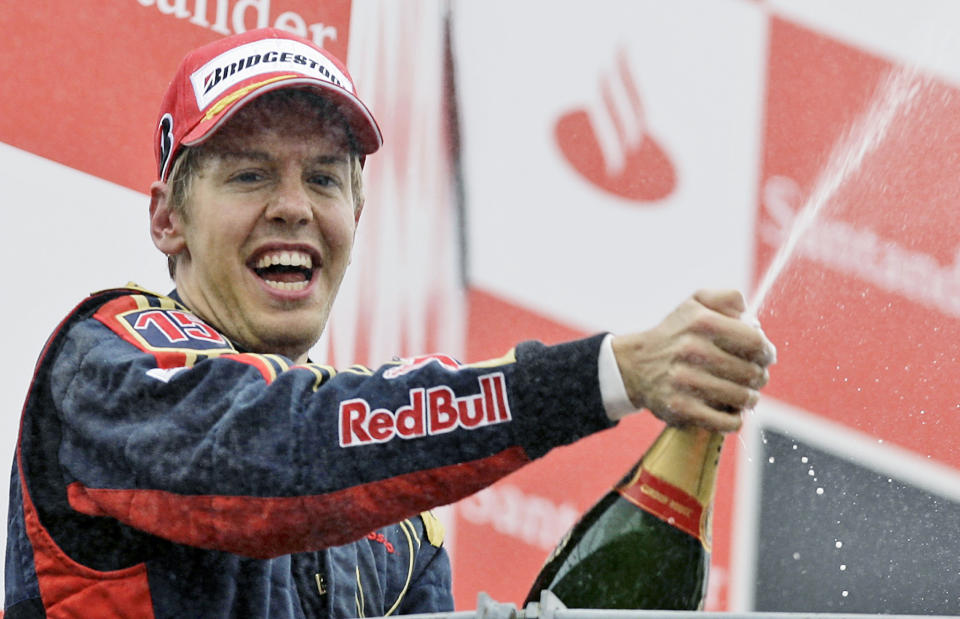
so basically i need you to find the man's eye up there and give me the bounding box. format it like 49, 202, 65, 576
309, 174, 339, 188
230, 170, 264, 183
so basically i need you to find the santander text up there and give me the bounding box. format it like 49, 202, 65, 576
135, 0, 339, 48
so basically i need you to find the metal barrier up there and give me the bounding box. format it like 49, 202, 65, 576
397, 591, 959, 619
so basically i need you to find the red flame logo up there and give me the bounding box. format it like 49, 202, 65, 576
555, 48, 677, 202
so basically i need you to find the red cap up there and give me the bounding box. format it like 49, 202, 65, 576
154, 28, 382, 181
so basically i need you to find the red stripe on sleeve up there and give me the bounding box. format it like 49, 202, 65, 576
68, 447, 530, 559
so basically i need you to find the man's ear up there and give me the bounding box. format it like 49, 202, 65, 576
348, 201, 364, 266
149, 181, 186, 255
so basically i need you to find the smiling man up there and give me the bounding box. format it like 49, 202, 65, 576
152, 90, 361, 362
5, 29, 775, 618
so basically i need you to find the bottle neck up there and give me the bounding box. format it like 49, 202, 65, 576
616, 426, 724, 548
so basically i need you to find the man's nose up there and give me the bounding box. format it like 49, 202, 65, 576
265, 178, 313, 225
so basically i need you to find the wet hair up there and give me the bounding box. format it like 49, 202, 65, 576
164, 89, 366, 278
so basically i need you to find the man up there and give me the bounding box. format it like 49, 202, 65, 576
4, 28, 774, 618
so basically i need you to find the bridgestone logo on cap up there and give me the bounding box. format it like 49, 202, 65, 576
190, 39, 354, 111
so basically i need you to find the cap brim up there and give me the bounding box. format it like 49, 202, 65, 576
181, 76, 383, 155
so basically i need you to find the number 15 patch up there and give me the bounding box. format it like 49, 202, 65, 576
117, 308, 234, 352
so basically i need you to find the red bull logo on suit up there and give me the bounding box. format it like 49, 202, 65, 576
339, 373, 511, 447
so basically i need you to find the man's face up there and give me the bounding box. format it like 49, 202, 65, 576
164, 94, 359, 362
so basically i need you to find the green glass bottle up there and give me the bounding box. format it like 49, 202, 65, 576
523, 426, 724, 610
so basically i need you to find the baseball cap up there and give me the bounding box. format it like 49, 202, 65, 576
155, 28, 382, 182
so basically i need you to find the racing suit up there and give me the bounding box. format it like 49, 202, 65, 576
5, 286, 614, 617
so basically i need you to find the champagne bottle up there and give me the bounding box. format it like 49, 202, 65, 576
523, 425, 724, 610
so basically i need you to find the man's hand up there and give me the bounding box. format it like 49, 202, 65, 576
612, 289, 776, 432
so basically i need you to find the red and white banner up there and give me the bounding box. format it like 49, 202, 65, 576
314, 0, 465, 371
0, 0, 351, 193
755, 15, 960, 468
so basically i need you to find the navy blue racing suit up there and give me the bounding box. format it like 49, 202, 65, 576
5, 286, 613, 617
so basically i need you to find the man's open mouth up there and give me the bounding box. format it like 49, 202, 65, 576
250, 250, 316, 291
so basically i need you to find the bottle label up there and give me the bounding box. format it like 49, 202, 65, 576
617, 468, 711, 550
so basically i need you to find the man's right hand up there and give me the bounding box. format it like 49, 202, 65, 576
611, 289, 776, 432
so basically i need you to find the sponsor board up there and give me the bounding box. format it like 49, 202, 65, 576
453, 0, 766, 334
755, 17, 960, 470
451, 0, 766, 608
458, 483, 580, 552
133, 0, 345, 48
0, 0, 351, 193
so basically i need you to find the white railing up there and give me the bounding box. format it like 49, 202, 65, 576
398, 591, 958, 619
